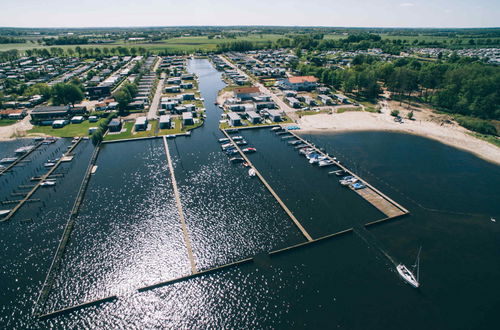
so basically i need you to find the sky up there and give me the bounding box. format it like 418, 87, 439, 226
0, 0, 499, 28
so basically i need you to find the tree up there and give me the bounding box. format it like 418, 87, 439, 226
24, 83, 52, 100
52, 83, 84, 106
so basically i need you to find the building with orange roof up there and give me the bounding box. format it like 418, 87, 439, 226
277, 75, 318, 91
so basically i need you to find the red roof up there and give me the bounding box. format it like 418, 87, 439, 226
0, 108, 26, 115
288, 76, 318, 84
234, 86, 260, 94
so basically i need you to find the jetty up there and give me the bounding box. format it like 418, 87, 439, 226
222, 129, 313, 242
285, 130, 409, 219
1, 140, 82, 223
33, 143, 99, 316
162, 136, 197, 274
0, 142, 43, 176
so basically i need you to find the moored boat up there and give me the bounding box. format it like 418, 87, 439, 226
229, 157, 245, 163
242, 147, 256, 153
248, 168, 256, 177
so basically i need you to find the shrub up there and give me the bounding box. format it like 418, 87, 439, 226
455, 116, 497, 136
391, 109, 400, 117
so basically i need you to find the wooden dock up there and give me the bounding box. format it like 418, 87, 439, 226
1, 139, 82, 223
286, 130, 409, 218
162, 136, 197, 274
222, 129, 313, 242
0, 141, 43, 176
33, 142, 98, 316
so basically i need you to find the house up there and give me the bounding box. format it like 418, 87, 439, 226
302, 96, 316, 106
278, 76, 318, 91
247, 111, 261, 124
108, 119, 122, 132
52, 119, 67, 128
161, 102, 178, 110
88, 127, 98, 134
159, 115, 171, 129
167, 77, 181, 85
233, 86, 260, 100
255, 101, 276, 110
228, 112, 242, 126
182, 112, 194, 125
286, 97, 301, 108
317, 87, 331, 94
0, 108, 27, 119
334, 94, 350, 104
31, 105, 69, 121
182, 93, 195, 101
165, 85, 180, 93
89, 116, 98, 122
180, 82, 193, 89
181, 73, 194, 80
318, 95, 333, 105
134, 117, 148, 131
71, 116, 84, 124
267, 110, 283, 122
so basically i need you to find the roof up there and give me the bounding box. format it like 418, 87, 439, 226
287, 76, 318, 84
0, 109, 26, 115
228, 112, 241, 120
267, 110, 283, 116
182, 112, 193, 119
32, 105, 69, 114
108, 119, 121, 126
135, 117, 148, 125
159, 115, 171, 123
233, 86, 260, 94
247, 111, 260, 118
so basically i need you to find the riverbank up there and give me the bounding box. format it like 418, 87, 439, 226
297, 110, 500, 165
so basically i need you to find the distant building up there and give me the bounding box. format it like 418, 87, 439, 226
228, 112, 242, 126
233, 86, 260, 100
159, 115, 171, 129
278, 76, 318, 91
134, 117, 148, 131
247, 111, 261, 124
108, 119, 122, 132
267, 110, 283, 122
182, 112, 194, 125
52, 119, 67, 128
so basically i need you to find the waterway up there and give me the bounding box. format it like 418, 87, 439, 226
0, 59, 498, 329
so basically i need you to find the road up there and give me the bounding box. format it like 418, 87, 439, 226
147, 71, 166, 120
218, 55, 299, 122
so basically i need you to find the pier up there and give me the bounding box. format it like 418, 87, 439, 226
221, 129, 313, 242
162, 136, 197, 274
1, 139, 82, 223
285, 130, 409, 218
33, 143, 100, 316
0, 141, 43, 176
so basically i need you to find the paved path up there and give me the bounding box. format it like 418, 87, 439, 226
147, 72, 165, 120
218, 55, 298, 122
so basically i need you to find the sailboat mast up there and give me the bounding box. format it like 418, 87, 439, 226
415, 246, 422, 282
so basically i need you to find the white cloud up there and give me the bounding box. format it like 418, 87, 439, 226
400, 2, 415, 7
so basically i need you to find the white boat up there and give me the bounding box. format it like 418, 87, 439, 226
15, 146, 34, 155
318, 159, 334, 167
0, 157, 18, 164
40, 180, 56, 187
0, 210, 11, 216
91, 165, 98, 174
397, 246, 422, 288
44, 162, 56, 167
248, 168, 256, 177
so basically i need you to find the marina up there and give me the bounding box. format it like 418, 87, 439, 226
0, 58, 498, 329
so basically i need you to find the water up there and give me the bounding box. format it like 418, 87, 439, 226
0, 59, 499, 329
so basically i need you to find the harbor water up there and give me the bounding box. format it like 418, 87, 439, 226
0, 59, 499, 329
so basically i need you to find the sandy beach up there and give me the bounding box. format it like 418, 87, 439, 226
297, 108, 500, 165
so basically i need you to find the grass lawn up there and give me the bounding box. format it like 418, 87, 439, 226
0, 119, 18, 127
27, 119, 106, 137
336, 107, 363, 114
103, 122, 134, 141
297, 109, 331, 116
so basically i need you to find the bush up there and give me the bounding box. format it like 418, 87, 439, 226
455, 116, 497, 136
391, 109, 400, 117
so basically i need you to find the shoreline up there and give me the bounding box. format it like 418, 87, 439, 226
296, 111, 500, 166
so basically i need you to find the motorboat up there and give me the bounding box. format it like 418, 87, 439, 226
235, 140, 247, 146
242, 147, 256, 154
40, 180, 56, 187
248, 168, 256, 177
218, 138, 230, 143
288, 140, 302, 146
0, 157, 18, 164
231, 136, 244, 141
318, 159, 334, 167
91, 165, 98, 174
396, 247, 422, 288
229, 157, 245, 164
44, 162, 56, 167
226, 149, 239, 155
15, 146, 34, 155
0, 210, 11, 216
339, 176, 358, 186
351, 182, 366, 190
271, 127, 281, 131
221, 143, 234, 151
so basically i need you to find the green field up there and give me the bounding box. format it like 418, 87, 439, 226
0, 34, 283, 53
27, 119, 105, 137
0, 119, 17, 127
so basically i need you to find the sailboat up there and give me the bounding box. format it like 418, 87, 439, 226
396, 246, 422, 288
